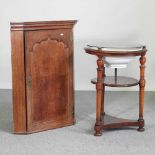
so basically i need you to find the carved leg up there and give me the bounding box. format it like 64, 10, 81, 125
94, 56, 104, 136
137, 53, 146, 132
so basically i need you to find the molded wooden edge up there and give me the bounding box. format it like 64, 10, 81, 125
103, 121, 139, 129
85, 48, 147, 57
10, 20, 78, 31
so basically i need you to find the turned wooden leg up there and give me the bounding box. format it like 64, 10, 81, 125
94, 56, 104, 136
137, 53, 146, 132
101, 67, 105, 117
101, 85, 105, 117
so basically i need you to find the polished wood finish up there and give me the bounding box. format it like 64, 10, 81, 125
101, 67, 105, 116
91, 76, 139, 87
11, 20, 77, 134
138, 53, 146, 131
85, 48, 145, 57
85, 46, 147, 136
94, 56, 104, 136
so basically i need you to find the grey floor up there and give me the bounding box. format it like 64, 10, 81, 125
0, 90, 155, 155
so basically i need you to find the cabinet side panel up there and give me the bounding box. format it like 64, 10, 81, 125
11, 31, 27, 133
69, 30, 75, 121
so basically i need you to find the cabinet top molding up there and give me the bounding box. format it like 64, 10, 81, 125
10, 20, 77, 31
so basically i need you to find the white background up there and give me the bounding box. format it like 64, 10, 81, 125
0, 0, 155, 90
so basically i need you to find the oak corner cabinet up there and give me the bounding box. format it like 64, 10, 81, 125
11, 20, 77, 134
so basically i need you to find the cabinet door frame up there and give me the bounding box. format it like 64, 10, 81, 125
25, 30, 74, 132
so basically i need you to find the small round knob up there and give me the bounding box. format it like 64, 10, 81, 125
60, 33, 64, 36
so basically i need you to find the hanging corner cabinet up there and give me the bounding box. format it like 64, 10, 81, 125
11, 20, 77, 134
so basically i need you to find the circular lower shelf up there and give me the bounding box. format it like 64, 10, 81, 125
91, 76, 139, 87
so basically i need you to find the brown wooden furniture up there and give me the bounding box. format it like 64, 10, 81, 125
11, 20, 77, 134
85, 44, 147, 136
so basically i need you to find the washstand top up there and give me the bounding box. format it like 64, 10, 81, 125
85, 43, 147, 56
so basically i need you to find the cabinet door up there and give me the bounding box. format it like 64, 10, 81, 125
25, 29, 74, 132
